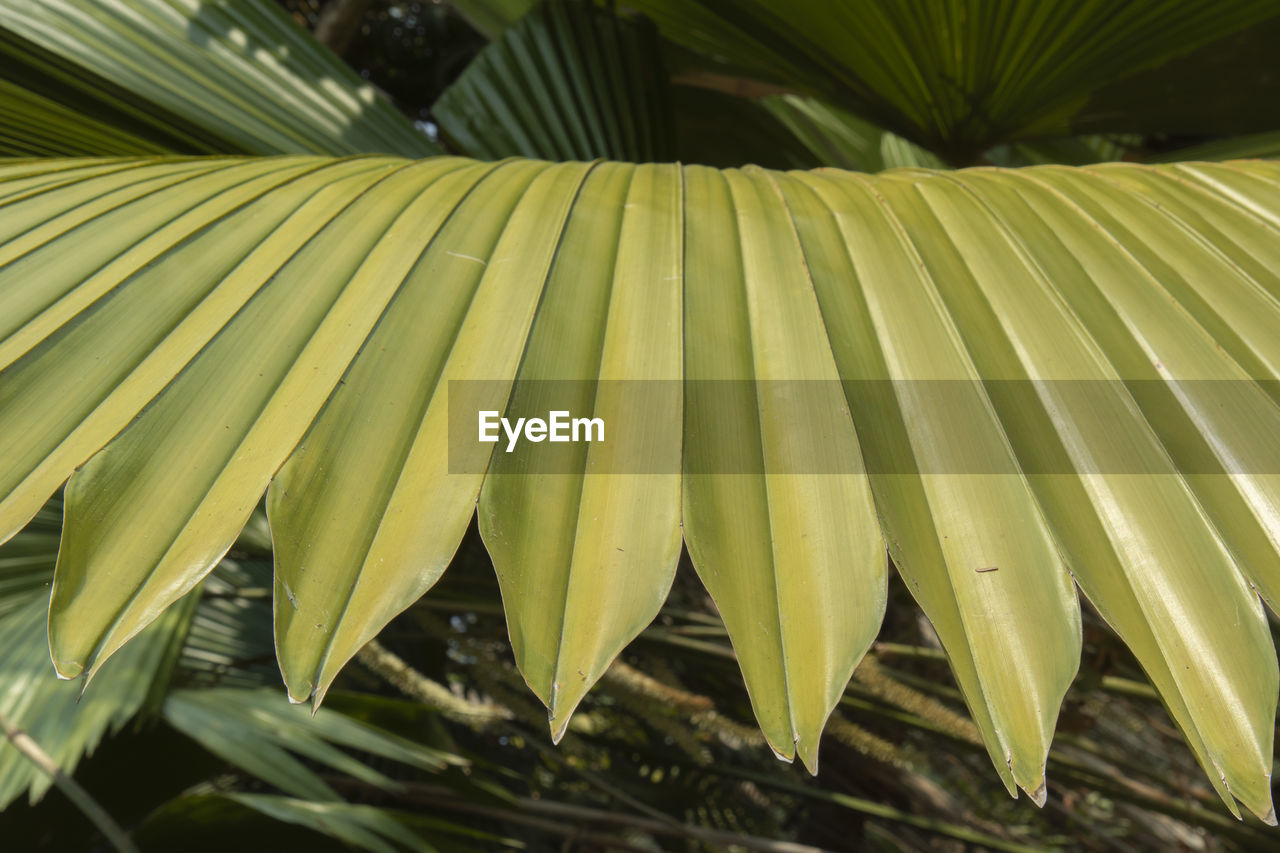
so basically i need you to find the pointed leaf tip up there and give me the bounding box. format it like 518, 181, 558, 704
52, 662, 79, 681
286, 680, 312, 706
797, 737, 820, 775
549, 712, 569, 746
765, 737, 796, 764
1012, 756, 1048, 807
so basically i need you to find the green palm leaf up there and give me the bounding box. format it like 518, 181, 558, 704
162, 688, 461, 801
449, 0, 536, 40
622, 0, 1280, 158
2, 157, 1279, 822
138, 794, 438, 853
0, 0, 436, 156
434, 0, 675, 162
476, 162, 683, 737
1151, 131, 1280, 163
761, 95, 945, 171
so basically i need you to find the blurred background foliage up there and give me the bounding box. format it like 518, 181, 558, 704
279, 0, 1280, 169
2, 1, 1279, 850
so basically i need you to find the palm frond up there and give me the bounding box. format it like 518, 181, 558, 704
0, 0, 436, 156
447, 0, 537, 40
1151, 131, 1280, 163
761, 94, 945, 171
623, 0, 1280, 157
137, 793, 439, 853
1, 157, 1278, 820
434, 0, 675, 162
162, 688, 462, 801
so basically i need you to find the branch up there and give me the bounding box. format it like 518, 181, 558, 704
0, 710, 138, 853
355, 638, 511, 725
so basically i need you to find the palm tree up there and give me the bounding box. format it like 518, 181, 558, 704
3, 0, 1280, 848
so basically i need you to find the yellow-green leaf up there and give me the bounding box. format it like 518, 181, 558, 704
1, 157, 1278, 820
479, 162, 685, 737
268, 160, 591, 705
682, 165, 885, 771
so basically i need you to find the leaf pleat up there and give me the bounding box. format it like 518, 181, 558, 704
0, 159, 372, 545
919, 167, 1276, 818
1020, 165, 1280, 612
681, 165, 886, 772
780, 170, 1081, 800
50, 159, 480, 679
433, 0, 675, 163
269, 161, 591, 705
479, 162, 685, 737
